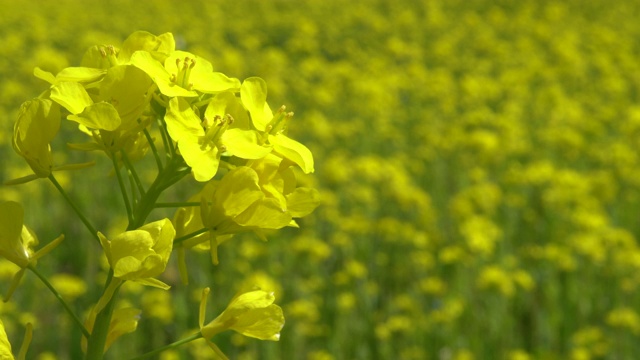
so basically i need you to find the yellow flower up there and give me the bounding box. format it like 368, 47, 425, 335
198, 288, 284, 359
164, 97, 270, 181
82, 307, 140, 353
131, 49, 240, 97
0, 319, 13, 360
0, 201, 64, 301
194, 166, 291, 265
99, 218, 175, 289
241, 78, 314, 173
12, 99, 61, 178
0, 202, 35, 268
0, 319, 32, 360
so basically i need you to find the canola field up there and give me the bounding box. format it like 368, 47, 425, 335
2, 0, 640, 359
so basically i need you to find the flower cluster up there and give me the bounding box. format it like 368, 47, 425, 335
1, 30, 318, 359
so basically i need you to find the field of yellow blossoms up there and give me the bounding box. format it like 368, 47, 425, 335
2, 0, 640, 359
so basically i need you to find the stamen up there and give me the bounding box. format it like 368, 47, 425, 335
105, 45, 118, 66
267, 106, 291, 134
182, 57, 195, 88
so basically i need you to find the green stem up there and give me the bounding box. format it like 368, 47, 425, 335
120, 150, 146, 197
28, 264, 90, 338
48, 174, 100, 243
174, 228, 209, 244
154, 202, 201, 208
128, 332, 202, 360
156, 116, 174, 158
85, 271, 121, 360
129, 156, 190, 230
128, 168, 140, 208
111, 154, 134, 223
143, 128, 163, 172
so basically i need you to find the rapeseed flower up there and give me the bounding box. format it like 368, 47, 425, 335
198, 166, 291, 264
198, 288, 284, 359
0, 201, 64, 300
131, 49, 240, 97
241, 78, 314, 173
99, 218, 175, 288
82, 307, 141, 353
164, 97, 270, 181
12, 99, 60, 178
0, 319, 12, 359
0, 319, 32, 360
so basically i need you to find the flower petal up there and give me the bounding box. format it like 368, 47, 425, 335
67, 102, 122, 131
269, 134, 315, 173
241, 77, 272, 132
221, 129, 271, 160
50, 81, 93, 114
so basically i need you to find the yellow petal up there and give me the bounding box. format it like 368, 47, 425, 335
50, 81, 93, 114
0, 319, 14, 360
241, 77, 272, 132
269, 134, 314, 173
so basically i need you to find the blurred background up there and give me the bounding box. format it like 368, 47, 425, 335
2, 0, 640, 359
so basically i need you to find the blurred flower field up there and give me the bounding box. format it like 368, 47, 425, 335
2, 0, 640, 359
